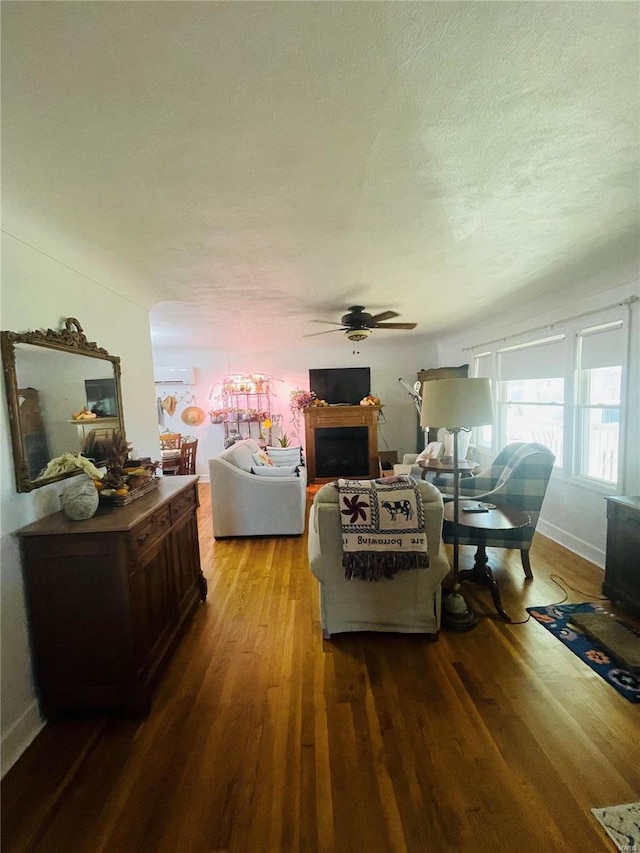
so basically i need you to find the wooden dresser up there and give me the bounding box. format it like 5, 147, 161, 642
603, 496, 640, 618
17, 476, 207, 717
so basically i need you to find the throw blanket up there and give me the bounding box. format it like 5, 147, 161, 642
337, 475, 429, 581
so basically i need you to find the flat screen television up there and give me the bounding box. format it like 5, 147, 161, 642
309, 367, 371, 405
85, 378, 118, 418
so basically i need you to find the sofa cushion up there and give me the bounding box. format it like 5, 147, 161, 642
251, 464, 299, 477
224, 441, 258, 472
266, 446, 303, 467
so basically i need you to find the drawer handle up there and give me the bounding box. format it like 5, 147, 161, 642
136, 516, 169, 544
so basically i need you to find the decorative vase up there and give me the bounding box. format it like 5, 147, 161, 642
61, 478, 99, 521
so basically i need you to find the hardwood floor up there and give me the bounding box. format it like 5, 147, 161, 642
3, 483, 639, 852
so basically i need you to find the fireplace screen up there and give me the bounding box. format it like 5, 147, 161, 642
315, 426, 369, 479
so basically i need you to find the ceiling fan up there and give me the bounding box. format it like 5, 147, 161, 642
304, 305, 417, 342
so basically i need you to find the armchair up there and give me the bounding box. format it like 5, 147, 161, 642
440, 442, 555, 578
308, 479, 450, 638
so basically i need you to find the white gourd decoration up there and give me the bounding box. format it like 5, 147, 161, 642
61, 478, 99, 521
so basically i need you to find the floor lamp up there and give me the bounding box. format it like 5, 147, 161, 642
420, 378, 494, 631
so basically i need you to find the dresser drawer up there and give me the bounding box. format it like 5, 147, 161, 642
170, 487, 197, 523
129, 506, 171, 558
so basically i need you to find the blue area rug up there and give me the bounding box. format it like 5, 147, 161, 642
527, 602, 640, 703
592, 802, 640, 852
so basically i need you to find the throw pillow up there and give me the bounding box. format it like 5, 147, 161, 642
417, 441, 443, 462
251, 465, 299, 477
266, 446, 303, 467
251, 451, 274, 467
226, 442, 255, 472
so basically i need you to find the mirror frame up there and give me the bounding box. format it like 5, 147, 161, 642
1, 317, 125, 493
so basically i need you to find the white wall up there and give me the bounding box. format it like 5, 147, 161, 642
0, 231, 159, 775
435, 279, 640, 567
152, 339, 441, 479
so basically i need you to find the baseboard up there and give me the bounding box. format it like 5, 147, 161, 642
537, 519, 605, 569
1, 700, 45, 778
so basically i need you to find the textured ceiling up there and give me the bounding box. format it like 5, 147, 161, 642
2, 2, 638, 351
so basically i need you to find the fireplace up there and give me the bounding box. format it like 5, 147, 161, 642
303, 405, 381, 483
315, 426, 369, 478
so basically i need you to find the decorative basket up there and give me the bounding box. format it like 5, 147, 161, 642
99, 477, 160, 507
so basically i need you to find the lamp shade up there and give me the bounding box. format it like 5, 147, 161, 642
420, 378, 494, 429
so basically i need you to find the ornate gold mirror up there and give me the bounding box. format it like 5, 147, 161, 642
1, 318, 125, 492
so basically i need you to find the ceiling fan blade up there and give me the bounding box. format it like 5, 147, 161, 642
309, 319, 346, 327
375, 322, 418, 330
370, 310, 399, 323
303, 327, 346, 337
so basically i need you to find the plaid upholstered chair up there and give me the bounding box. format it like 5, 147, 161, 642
440, 442, 555, 578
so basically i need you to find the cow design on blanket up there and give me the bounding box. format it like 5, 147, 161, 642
336, 475, 429, 581
381, 498, 413, 522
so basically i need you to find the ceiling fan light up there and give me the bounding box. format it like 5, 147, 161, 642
345, 328, 371, 342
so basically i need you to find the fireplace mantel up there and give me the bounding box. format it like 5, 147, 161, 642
304, 406, 382, 483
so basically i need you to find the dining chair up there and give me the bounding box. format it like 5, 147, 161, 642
160, 433, 183, 475
160, 433, 182, 450
178, 439, 198, 475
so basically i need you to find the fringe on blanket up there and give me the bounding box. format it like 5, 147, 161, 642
343, 550, 429, 582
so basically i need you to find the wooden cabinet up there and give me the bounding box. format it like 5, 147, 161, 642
304, 406, 381, 483
416, 365, 468, 446
18, 387, 50, 479
17, 476, 207, 717
603, 496, 640, 618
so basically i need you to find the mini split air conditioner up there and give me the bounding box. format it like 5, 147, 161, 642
154, 367, 196, 385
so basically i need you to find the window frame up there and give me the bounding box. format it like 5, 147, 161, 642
497, 335, 566, 468
469, 309, 629, 495
572, 320, 626, 488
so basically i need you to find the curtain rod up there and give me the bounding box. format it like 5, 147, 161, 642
462, 295, 638, 353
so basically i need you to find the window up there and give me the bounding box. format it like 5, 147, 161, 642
575, 322, 625, 485
473, 352, 493, 449
498, 336, 565, 464
469, 307, 630, 491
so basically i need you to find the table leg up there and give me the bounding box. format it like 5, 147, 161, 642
458, 533, 511, 622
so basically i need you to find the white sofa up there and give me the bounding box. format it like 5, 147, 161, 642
308, 479, 450, 638
209, 439, 307, 537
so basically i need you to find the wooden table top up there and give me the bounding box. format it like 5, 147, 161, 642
17, 475, 199, 537
418, 458, 480, 474
443, 501, 530, 531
